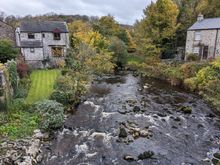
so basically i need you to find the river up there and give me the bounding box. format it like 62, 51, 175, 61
40, 72, 220, 165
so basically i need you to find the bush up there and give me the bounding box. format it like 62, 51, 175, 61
186, 53, 200, 61
31, 100, 64, 130
8, 98, 29, 112
14, 78, 31, 99
51, 73, 87, 107
0, 111, 39, 140
109, 37, 128, 68
0, 39, 18, 63
180, 62, 209, 79
17, 57, 29, 78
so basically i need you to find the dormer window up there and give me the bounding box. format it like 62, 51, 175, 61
54, 33, 61, 40
28, 33, 35, 39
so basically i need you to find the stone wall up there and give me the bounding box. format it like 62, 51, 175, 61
185, 29, 220, 59
0, 64, 13, 111
0, 21, 15, 45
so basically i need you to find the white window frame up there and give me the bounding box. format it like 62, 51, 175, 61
195, 31, 201, 41
193, 46, 200, 54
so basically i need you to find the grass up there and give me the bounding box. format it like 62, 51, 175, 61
26, 69, 60, 104
126, 54, 144, 64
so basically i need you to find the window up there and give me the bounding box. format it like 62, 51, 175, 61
195, 31, 201, 41
51, 47, 63, 57
30, 48, 35, 53
193, 47, 200, 54
42, 33, 45, 38
28, 33, 35, 39
53, 33, 61, 40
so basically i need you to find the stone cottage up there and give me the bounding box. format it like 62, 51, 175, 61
16, 21, 70, 68
0, 21, 16, 44
185, 14, 220, 60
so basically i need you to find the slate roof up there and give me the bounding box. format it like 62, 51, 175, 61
20, 41, 43, 48
20, 21, 68, 33
189, 18, 220, 30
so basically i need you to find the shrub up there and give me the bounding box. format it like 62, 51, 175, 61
0, 111, 39, 139
180, 62, 209, 79
51, 73, 88, 107
8, 98, 29, 112
17, 57, 29, 78
7, 60, 18, 94
0, 39, 18, 63
14, 78, 31, 99
31, 100, 64, 130
186, 53, 200, 61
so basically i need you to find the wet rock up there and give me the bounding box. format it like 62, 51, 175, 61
179, 106, 192, 114
212, 158, 219, 165
172, 126, 178, 129
206, 113, 216, 118
174, 117, 181, 122
157, 113, 167, 117
197, 124, 204, 128
33, 129, 49, 140
119, 127, 128, 138
118, 109, 128, 115
138, 151, 154, 160
132, 131, 140, 139
133, 106, 141, 112
36, 154, 43, 162
140, 130, 152, 138
124, 155, 135, 161
214, 153, 220, 159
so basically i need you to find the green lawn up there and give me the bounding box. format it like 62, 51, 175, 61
26, 69, 60, 104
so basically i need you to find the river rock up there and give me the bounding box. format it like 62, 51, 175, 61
140, 130, 151, 138
124, 155, 135, 161
33, 129, 49, 140
214, 153, 220, 159
138, 151, 154, 160
133, 106, 141, 112
118, 109, 128, 115
179, 106, 192, 114
119, 127, 128, 138
26, 139, 40, 157
173, 117, 181, 122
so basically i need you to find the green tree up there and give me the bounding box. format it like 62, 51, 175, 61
109, 37, 128, 68
0, 39, 18, 63
134, 0, 179, 58
92, 15, 120, 37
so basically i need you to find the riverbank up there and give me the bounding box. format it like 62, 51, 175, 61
127, 58, 220, 113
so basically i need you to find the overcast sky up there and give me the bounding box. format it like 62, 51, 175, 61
0, 0, 153, 25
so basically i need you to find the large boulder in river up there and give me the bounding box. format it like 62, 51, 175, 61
179, 106, 192, 114
133, 106, 141, 112
138, 151, 154, 160
124, 155, 135, 162
119, 127, 128, 138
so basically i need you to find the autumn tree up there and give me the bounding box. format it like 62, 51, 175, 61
134, 0, 179, 58
92, 15, 120, 37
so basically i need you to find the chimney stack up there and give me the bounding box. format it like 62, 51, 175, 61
197, 14, 204, 22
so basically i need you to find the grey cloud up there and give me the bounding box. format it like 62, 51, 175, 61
0, 0, 152, 25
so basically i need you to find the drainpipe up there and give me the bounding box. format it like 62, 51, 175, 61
214, 29, 219, 58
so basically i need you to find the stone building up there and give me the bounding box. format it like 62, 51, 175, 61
185, 14, 220, 60
16, 21, 70, 68
0, 21, 15, 44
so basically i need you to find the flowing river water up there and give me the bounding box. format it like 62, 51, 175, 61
41, 72, 220, 165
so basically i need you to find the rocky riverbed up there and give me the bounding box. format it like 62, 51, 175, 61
2, 72, 220, 165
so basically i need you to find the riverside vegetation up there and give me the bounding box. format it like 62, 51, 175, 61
1, 0, 220, 164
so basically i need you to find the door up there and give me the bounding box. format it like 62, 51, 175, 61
203, 46, 208, 59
